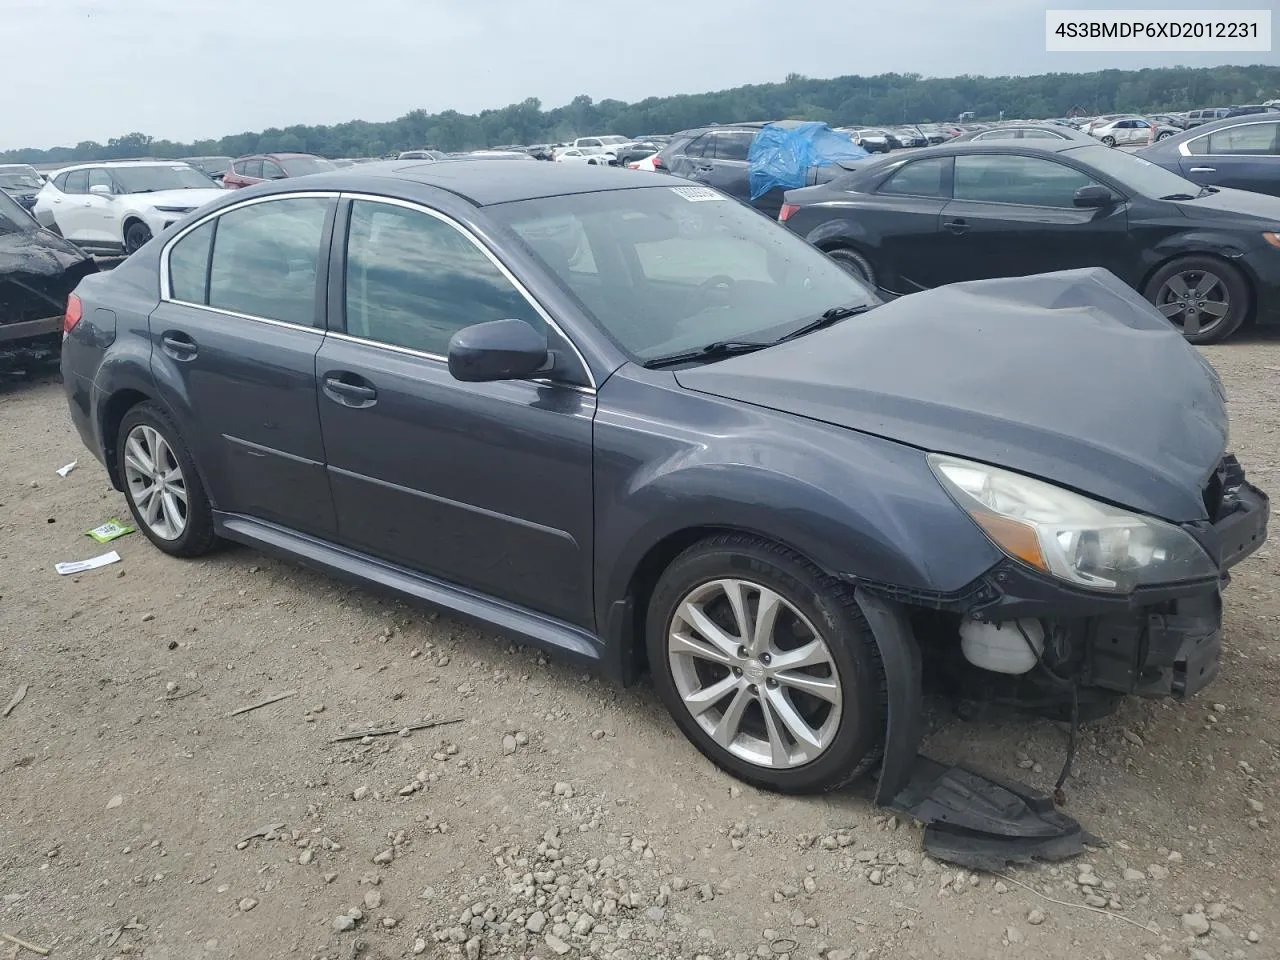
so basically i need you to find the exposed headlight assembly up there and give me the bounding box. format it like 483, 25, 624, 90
929, 454, 1217, 594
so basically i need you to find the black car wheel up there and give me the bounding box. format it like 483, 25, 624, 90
646, 533, 886, 794
825, 247, 877, 289
124, 221, 153, 254
116, 402, 218, 557
1145, 256, 1250, 344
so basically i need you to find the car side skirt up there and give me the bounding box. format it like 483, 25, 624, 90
214, 512, 604, 667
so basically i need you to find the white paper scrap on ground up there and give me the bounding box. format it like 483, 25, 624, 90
55, 551, 121, 576
56, 461, 78, 477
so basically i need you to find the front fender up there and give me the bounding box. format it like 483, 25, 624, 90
592, 367, 1002, 645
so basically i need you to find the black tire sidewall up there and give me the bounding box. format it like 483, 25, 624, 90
827, 247, 877, 288
646, 537, 885, 794
1145, 255, 1249, 344
125, 222, 151, 253
116, 402, 217, 557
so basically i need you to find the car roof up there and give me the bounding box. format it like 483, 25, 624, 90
47, 159, 196, 174
283, 158, 668, 206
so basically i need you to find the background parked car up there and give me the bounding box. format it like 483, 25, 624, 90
614, 140, 665, 166
222, 153, 336, 189
1139, 114, 1280, 197
1224, 104, 1280, 118
555, 148, 611, 166
1184, 107, 1230, 128
778, 140, 1280, 343
846, 129, 894, 153
181, 156, 234, 183
0, 188, 97, 370
655, 121, 810, 217
951, 124, 1094, 143
0, 163, 46, 211
33, 160, 225, 254
1090, 117, 1176, 146
397, 149, 446, 161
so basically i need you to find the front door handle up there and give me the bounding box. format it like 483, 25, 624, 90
1188, 166, 1216, 173
942, 218, 970, 235
322, 372, 377, 408
160, 331, 198, 360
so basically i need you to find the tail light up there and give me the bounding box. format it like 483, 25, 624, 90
651, 154, 664, 170
778, 203, 799, 223
63, 293, 83, 337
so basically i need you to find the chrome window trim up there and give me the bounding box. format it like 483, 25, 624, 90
162, 300, 325, 335
339, 191, 597, 391
1177, 119, 1280, 158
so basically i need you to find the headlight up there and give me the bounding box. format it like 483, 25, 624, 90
928, 454, 1217, 593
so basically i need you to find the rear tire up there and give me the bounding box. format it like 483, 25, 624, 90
1157, 131, 1173, 140
646, 533, 886, 794
825, 247, 877, 288
116, 402, 218, 557
1144, 255, 1249, 344
1102, 135, 1117, 147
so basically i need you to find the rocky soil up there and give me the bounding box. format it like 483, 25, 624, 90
0, 334, 1276, 960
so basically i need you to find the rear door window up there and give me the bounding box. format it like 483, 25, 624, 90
205, 196, 331, 325
63, 170, 88, 194
713, 131, 754, 162
877, 157, 950, 198
244, 159, 263, 179
1206, 122, 1279, 155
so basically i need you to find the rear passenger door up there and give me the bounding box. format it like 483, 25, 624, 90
704, 130, 757, 207
1180, 121, 1280, 196
149, 193, 340, 536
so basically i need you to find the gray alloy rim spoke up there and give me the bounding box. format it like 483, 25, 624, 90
667, 577, 843, 770
1156, 300, 1185, 318
1199, 299, 1229, 318
123, 425, 187, 542
1192, 274, 1222, 299
1165, 274, 1192, 299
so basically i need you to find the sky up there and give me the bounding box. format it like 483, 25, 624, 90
2, 0, 1276, 150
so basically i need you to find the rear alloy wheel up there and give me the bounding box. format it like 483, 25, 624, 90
826, 247, 877, 288
647, 534, 885, 794
117, 402, 218, 557
1145, 256, 1249, 344
124, 221, 152, 254
1157, 130, 1174, 140
1101, 135, 1117, 147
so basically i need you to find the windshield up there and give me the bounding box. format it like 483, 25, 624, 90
1065, 144, 1205, 198
0, 168, 42, 191
0, 189, 37, 234
280, 156, 337, 175
112, 164, 217, 192
490, 185, 877, 363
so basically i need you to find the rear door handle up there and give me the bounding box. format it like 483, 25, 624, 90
1189, 166, 1216, 173
323, 373, 377, 407
942, 218, 970, 235
160, 331, 198, 360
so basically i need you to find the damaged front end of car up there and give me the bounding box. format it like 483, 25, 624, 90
851, 451, 1268, 870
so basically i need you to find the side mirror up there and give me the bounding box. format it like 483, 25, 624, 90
448, 318, 551, 383
88, 184, 113, 197
1073, 184, 1116, 208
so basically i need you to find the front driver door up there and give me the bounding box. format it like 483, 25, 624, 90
315, 196, 596, 629
933, 152, 1130, 285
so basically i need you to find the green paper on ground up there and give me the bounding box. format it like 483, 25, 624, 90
86, 518, 135, 543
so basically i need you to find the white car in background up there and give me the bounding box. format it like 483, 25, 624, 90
1089, 116, 1177, 146
555, 148, 612, 166
628, 154, 658, 171
33, 160, 224, 255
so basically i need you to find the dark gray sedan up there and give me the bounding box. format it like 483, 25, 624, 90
60, 162, 1267, 832
1138, 114, 1280, 197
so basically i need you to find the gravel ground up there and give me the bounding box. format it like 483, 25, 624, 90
0, 335, 1276, 960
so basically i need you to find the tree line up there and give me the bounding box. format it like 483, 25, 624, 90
4, 64, 1278, 164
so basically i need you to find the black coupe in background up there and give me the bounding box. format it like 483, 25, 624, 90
780, 141, 1280, 343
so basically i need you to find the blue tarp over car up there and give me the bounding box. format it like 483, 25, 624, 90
748, 122, 869, 201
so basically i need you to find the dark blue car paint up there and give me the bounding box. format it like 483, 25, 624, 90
60, 164, 1266, 697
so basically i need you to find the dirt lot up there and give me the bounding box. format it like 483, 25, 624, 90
0, 336, 1277, 960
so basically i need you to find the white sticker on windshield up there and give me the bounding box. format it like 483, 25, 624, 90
669, 186, 724, 202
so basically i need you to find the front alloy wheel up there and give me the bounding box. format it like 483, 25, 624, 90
1146, 255, 1249, 343
647, 534, 886, 794
668, 579, 842, 768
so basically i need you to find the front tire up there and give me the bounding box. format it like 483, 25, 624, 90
124, 220, 152, 254
1101, 135, 1117, 147
116, 402, 218, 557
1144, 255, 1249, 344
646, 534, 886, 794
1157, 131, 1173, 140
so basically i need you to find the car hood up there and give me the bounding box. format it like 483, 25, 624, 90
0, 227, 97, 324
674, 268, 1226, 523
128, 188, 225, 209
1172, 186, 1280, 225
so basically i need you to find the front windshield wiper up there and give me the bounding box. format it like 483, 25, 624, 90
1159, 193, 1199, 200
775, 303, 875, 343
643, 340, 772, 369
